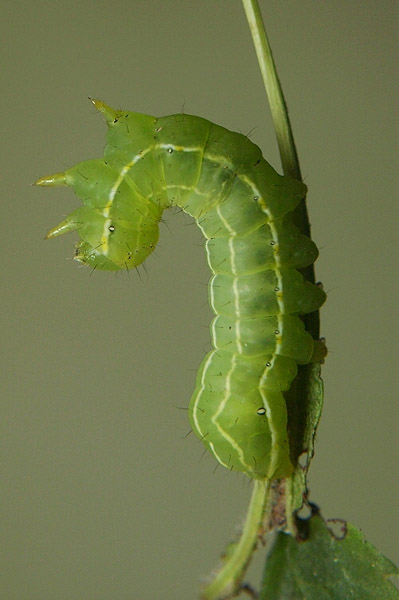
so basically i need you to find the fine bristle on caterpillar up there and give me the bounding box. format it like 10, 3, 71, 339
36, 99, 326, 479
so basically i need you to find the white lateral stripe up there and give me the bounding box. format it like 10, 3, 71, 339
210, 353, 249, 472
209, 442, 230, 469
100, 162, 135, 254
216, 203, 236, 236
208, 274, 217, 314
228, 237, 237, 275
190, 350, 217, 438
235, 319, 243, 354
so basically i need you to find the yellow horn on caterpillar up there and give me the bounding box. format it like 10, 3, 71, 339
45, 213, 79, 239
89, 98, 120, 125
34, 172, 66, 187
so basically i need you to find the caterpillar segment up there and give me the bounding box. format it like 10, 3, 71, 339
36, 100, 325, 479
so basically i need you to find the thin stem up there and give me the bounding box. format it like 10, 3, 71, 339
202, 480, 269, 600
242, 0, 323, 539
241, 0, 301, 181
242, 0, 319, 329
201, 4, 323, 597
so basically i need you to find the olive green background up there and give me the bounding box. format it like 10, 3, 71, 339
2, 1, 398, 598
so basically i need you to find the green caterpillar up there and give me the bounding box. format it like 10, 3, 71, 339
36, 99, 325, 480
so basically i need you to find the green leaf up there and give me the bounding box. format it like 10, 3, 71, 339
260, 512, 399, 600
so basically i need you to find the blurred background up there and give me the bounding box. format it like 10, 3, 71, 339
2, 1, 398, 598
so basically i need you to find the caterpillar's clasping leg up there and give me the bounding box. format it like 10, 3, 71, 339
311, 338, 327, 363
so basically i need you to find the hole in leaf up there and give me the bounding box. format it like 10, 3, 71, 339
327, 519, 347, 540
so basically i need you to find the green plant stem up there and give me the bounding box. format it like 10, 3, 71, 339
242, 0, 324, 539
202, 480, 269, 600
202, 3, 323, 597
241, 0, 319, 316
241, 0, 301, 181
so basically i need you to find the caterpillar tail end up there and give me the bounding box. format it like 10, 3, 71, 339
33, 172, 67, 187
89, 98, 119, 125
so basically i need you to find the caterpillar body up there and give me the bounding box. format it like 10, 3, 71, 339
36, 100, 325, 480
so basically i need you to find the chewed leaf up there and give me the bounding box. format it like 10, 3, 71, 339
260, 512, 399, 600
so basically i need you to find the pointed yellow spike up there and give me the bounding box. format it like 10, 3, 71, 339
45, 214, 78, 239
89, 97, 120, 125
34, 172, 67, 187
